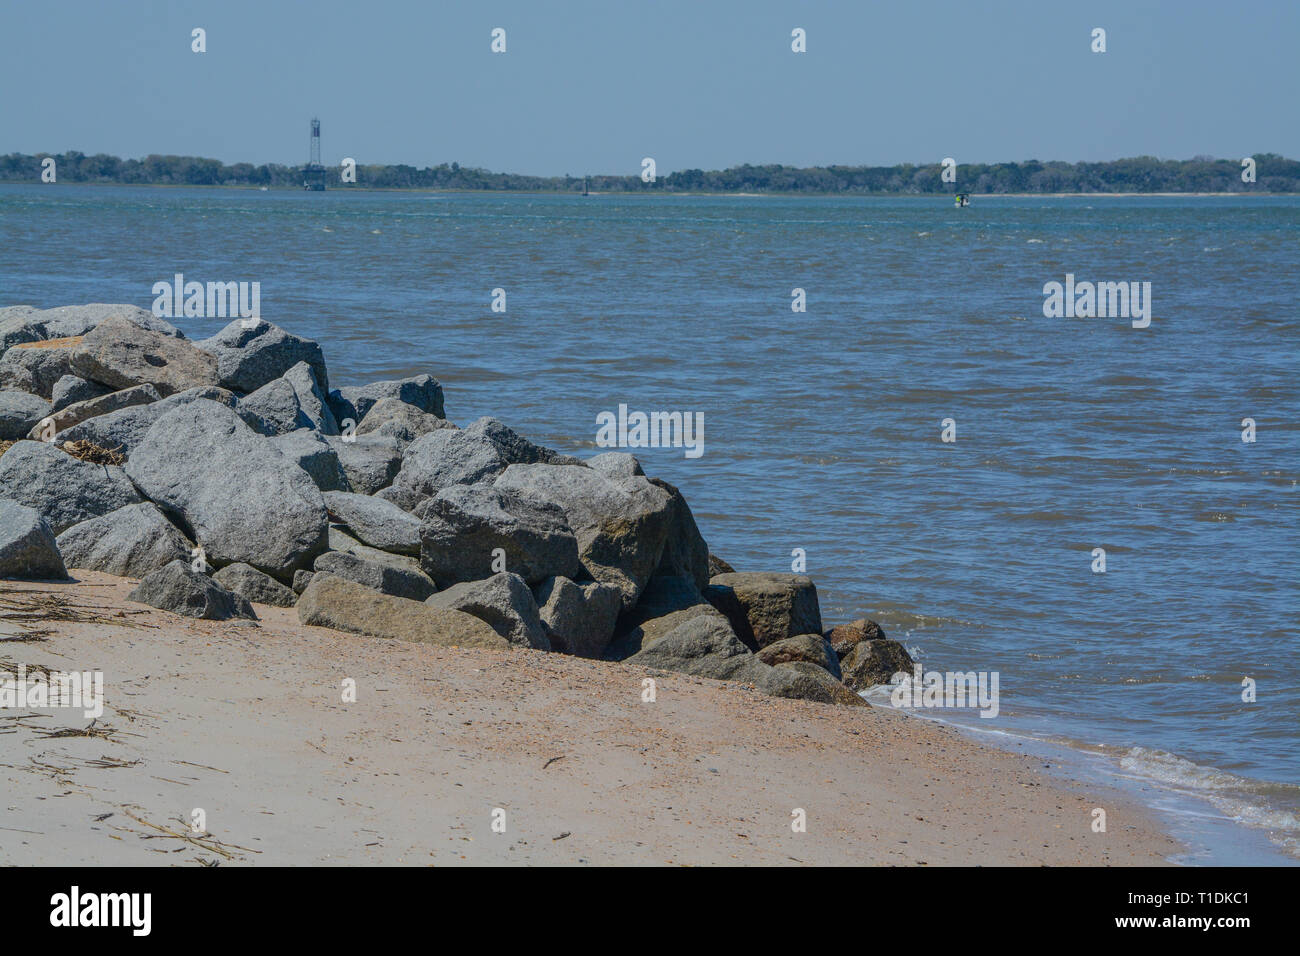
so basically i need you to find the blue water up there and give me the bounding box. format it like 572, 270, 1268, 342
2, 185, 1297, 858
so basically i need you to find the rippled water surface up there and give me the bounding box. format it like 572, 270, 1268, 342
2, 186, 1297, 855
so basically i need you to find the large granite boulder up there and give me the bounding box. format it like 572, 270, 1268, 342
380, 417, 576, 513
604, 574, 717, 660
284, 361, 338, 434
329, 374, 444, 425
323, 490, 421, 555
0, 499, 67, 579
196, 319, 328, 394
271, 430, 350, 492
313, 550, 436, 600
70, 315, 218, 397
648, 477, 710, 591
353, 397, 453, 445
238, 376, 309, 435
705, 572, 823, 650
534, 575, 622, 658
0, 338, 79, 397
325, 434, 403, 494
418, 484, 581, 587
425, 572, 550, 650
297, 572, 506, 648
0, 440, 143, 533
124, 400, 328, 577
55, 503, 191, 578
0, 390, 51, 440
493, 463, 674, 610
127, 559, 257, 620
586, 452, 644, 479
212, 562, 297, 608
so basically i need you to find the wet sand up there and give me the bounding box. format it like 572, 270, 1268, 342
0, 574, 1180, 865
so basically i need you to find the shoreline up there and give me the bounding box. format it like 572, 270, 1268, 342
0, 182, 1290, 199
0, 573, 1181, 866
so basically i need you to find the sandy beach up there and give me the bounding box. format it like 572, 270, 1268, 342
0, 574, 1179, 866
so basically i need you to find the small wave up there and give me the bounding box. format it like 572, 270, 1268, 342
1116, 747, 1300, 858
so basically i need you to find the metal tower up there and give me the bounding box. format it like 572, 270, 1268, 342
303, 117, 326, 191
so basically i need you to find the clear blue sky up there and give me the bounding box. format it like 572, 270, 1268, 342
1, 0, 1295, 175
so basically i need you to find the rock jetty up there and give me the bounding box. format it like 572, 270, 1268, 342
0, 304, 913, 703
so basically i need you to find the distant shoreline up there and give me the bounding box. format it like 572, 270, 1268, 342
1, 182, 1288, 199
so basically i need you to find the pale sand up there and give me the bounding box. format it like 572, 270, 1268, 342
1, 573, 1180, 866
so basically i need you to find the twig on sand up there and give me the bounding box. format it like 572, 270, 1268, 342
542, 755, 566, 770
121, 810, 260, 859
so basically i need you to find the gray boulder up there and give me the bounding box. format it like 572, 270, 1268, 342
55, 503, 191, 578
493, 463, 674, 610
53, 385, 243, 457
292, 569, 314, 594
284, 361, 338, 434
329, 374, 444, 425
325, 434, 402, 494
297, 572, 506, 648
0, 390, 51, 440
0, 499, 67, 579
353, 397, 454, 445
418, 484, 581, 587
705, 572, 823, 650
212, 562, 297, 608
196, 319, 328, 394
0, 339, 77, 397
605, 575, 726, 661
425, 572, 550, 650
313, 550, 436, 600
380, 417, 576, 513
24, 304, 182, 340
31, 383, 160, 440
322, 490, 420, 555
534, 576, 622, 658
648, 477, 710, 592
127, 559, 257, 620
760, 662, 867, 707
269, 430, 350, 492
239, 376, 309, 435
623, 612, 767, 683
0, 440, 142, 533
379, 427, 509, 511
70, 315, 218, 396
50, 375, 113, 413
124, 400, 328, 577
586, 452, 644, 478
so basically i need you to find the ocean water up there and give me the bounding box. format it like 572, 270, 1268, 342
1, 185, 1297, 859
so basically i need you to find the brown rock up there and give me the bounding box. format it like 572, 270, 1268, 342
840, 639, 915, 691
761, 662, 867, 707
756, 633, 841, 679
71, 315, 218, 397
827, 618, 887, 659
704, 571, 822, 650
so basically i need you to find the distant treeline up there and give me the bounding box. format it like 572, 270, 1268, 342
2, 151, 1297, 193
